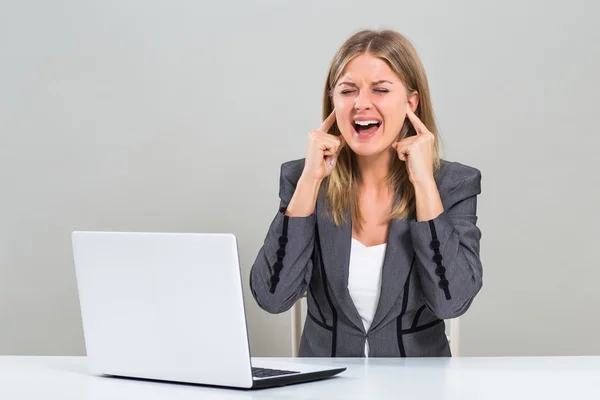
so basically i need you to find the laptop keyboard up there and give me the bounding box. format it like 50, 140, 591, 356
252, 367, 300, 378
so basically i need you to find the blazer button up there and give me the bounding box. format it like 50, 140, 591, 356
432, 253, 443, 263
430, 239, 441, 250
438, 279, 449, 289
435, 266, 446, 276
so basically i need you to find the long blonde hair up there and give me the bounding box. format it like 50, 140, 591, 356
323, 29, 441, 228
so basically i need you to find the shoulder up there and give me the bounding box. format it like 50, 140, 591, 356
276, 159, 306, 203
435, 159, 482, 205
436, 159, 481, 186
280, 158, 306, 185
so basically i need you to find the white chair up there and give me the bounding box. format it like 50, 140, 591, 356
290, 296, 460, 356
290, 294, 306, 357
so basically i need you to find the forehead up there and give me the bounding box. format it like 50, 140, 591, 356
339, 53, 399, 82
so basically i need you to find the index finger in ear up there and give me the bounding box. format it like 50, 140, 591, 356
406, 107, 428, 135
319, 109, 337, 133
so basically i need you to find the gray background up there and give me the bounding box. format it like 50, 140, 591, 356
1, 0, 598, 357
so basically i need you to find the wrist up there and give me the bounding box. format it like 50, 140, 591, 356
285, 174, 323, 217
299, 173, 324, 188
413, 177, 443, 222
412, 176, 437, 191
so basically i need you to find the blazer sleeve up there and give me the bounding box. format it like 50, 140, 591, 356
409, 161, 483, 319
250, 159, 316, 314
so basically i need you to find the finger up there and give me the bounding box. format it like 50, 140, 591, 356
391, 136, 415, 150
325, 136, 345, 167
319, 109, 337, 133
394, 145, 407, 161
327, 133, 344, 149
325, 146, 342, 172
394, 144, 408, 155
393, 142, 411, 160
405, 108, 428, 135
335, 134, 346, 153
320, 137, 343, 155
325, 154, 337, 167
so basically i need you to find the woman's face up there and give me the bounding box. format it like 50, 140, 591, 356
332, 53, 418, 157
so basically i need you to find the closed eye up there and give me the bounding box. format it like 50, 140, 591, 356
341, 89, 388, 95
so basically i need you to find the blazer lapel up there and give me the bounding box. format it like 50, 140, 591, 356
316, 193, 365, 332
369, 217, 415, 331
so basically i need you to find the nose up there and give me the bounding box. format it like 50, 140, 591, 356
354, 91, 373, 112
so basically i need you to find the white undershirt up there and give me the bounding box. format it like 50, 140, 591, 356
347, 238, 386, 357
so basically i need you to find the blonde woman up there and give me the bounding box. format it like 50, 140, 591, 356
250, 29, 483, 357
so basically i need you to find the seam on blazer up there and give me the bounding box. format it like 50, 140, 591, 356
307, 309, 333, 332
308, 285, 327, 326
396, 253, 416, 357
411, 305, 427, 329
316, 226, 337, 357
401, 318, 443, 335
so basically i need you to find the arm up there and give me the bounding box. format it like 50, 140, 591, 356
409, 162, 483, 319
249, 159, 319, 314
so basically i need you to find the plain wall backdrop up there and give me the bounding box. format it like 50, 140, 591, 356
1, 0, 599, 357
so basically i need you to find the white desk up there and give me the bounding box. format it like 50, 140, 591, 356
1, 356, 599, 399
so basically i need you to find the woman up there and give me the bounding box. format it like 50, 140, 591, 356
250, 29, 483, 357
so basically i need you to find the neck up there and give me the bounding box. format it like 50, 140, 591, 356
356, 148, 395, 192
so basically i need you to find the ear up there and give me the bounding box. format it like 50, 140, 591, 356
407, 91, 420, 113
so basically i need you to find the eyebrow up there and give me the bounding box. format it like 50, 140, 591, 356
338, 80, 393, 87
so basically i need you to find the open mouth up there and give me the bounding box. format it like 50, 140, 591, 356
353, 120, 382, 138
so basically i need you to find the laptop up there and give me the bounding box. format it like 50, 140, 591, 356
71, 231, 345, 389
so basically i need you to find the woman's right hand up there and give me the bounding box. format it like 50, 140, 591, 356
302, 110, 345, 181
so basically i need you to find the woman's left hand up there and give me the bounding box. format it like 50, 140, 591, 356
391, 108, 436, 186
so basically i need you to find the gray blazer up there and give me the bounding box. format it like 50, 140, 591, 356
250, 158, 483, 357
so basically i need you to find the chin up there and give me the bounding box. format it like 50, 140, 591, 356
341, 126, 396, 157
346, 143, 388, 157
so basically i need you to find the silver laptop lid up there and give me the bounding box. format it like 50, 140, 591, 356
72, 231, 254, 388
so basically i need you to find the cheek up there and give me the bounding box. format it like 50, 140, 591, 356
333, 97, 355, 129
332, 95, 351, 112
376, 98, 406, 121
375, 95, 402, 111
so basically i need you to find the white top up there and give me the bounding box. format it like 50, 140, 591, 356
347, 238, 387, 357
3, 356, 600, 399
